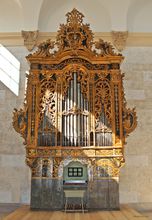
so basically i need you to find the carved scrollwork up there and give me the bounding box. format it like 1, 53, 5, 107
95, 79, 112, 124
123, 108, 137, 136
77, 70, 88, 99
94, 39, 116, 56
27, 148, 37, 157
27, 39, 56, 58
26, 8, 121, 60
53, 158, 62, 178
112, 157, 125, 169
38, 73, 57, 126
26, 157, 37, 169
62, 70, 73, 97
56, 8, 93, 51
96, 159, 120, 177
12, 107, 27, 143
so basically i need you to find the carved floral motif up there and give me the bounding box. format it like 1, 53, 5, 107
95, 78, 112, 124
12, 107, 27, 143
22, 30, 39, 51
112, 31, 128, 52
123, 107, 137, 136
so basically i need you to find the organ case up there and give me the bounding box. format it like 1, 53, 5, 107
13, 9, 137, 210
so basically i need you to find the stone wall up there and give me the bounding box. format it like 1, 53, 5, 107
0, 46, 152, 204
120, 47, 152, 203
0, 46, 31, 203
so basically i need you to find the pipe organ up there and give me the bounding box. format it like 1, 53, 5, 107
13, 9, 137, 210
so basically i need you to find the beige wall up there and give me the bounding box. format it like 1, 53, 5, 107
0, 45, 152, 204
120, 47, 152, 203
0, 46, 31, 203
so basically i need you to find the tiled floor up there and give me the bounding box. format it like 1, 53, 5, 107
0, 203, 152, 220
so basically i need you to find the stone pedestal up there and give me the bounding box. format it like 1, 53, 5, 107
87, 179, 119, 210
30, 178, 119, 210
31, 179, 63, 210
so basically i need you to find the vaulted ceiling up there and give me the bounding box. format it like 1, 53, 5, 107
0, 0, 152, 33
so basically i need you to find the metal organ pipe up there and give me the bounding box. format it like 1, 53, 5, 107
70, 78, 73, 146
62, 72, 90, 147
74, 73, 77, 146
67, 89, 70, 146
80, 89, 84, 146
77, 81, 80, 146
64, 91, 67, 146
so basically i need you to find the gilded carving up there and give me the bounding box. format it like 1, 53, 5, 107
62, 70, 73, 97
123, 107, 137, 136
96, 150, 113, 156
95, 159, 120, 177
12, 107, 27, 144
94, 38, 116, 56
26, 157, 36, 168
95, 78, 112, 125
27, 148, 37, 157
37, 149, 51, 157
38, 73, 57, 126
53, 158, 62, 178
56, 8, 93, 51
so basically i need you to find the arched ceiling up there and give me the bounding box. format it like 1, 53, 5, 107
127, 0, 152, 32
38, 0, 111, 32
0, 0, 152, 33
0, 0, 23, 32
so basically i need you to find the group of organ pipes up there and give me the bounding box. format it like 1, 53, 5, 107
37, 72, 113, 147
62, 72, 89, 147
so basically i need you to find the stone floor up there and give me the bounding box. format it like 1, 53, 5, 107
0, 203, 152, 220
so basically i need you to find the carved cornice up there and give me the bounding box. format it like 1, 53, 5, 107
22, 30, 39, 51
111, 31, 128, 52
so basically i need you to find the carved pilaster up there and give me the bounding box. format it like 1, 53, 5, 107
22, 30, 39, 51
111, 31, 128, 52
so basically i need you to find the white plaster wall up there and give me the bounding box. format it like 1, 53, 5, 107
0, 0, 23, 32
0, 0, 152, 32
127, 0, 152, 32
38, 0, 111, 32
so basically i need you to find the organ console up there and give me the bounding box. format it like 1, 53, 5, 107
13, 9, 137, 210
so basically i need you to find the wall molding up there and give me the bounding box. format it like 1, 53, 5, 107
0, 32, 152, 48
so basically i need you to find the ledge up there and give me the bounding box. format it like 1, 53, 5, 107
0, 32, 152, 47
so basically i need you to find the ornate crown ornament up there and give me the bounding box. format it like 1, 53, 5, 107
27, 8, 117, 58
56, 8, 93, 50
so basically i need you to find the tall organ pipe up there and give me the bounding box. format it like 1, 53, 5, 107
70, 78, 73, 146
80, 91, 83, 146
74, 73, 77, 146
67, 88, 70, 146
77, 82, 80, 146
